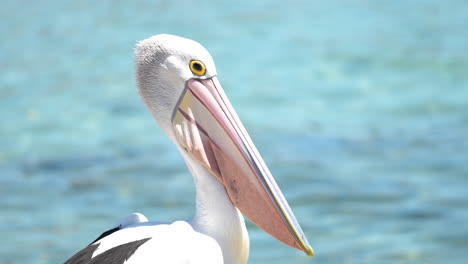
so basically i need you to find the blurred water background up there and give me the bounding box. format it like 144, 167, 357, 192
1, 0, 467, 263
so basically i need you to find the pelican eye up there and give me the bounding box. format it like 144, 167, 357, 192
189, 60, 206, 76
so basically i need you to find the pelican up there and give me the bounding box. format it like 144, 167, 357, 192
65, 34, 314, 264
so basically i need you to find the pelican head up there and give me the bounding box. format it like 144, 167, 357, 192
135, 34, 313, 257
136, 34, 216, 141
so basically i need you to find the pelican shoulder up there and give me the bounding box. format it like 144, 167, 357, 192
66, 220, 223, 264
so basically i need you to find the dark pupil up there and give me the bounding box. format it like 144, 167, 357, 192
193, 62, 202, 72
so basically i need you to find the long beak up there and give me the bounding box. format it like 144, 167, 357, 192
171, 76, 314, 257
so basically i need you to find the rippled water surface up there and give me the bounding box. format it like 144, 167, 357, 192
1, 1, 467, 263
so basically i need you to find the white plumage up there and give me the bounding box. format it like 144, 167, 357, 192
94, 221, 223, 264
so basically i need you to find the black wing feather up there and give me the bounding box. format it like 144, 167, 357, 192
64, 238, 151, 264
89, 226, 121, 245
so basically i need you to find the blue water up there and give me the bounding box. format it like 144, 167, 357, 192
1, 0, 467, 263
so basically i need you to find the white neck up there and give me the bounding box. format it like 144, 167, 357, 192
178, 148, 250, 264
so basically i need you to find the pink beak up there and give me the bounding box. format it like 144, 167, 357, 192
172, 76, 314, 257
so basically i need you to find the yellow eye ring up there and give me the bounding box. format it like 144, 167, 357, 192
189, 60, 206, 76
